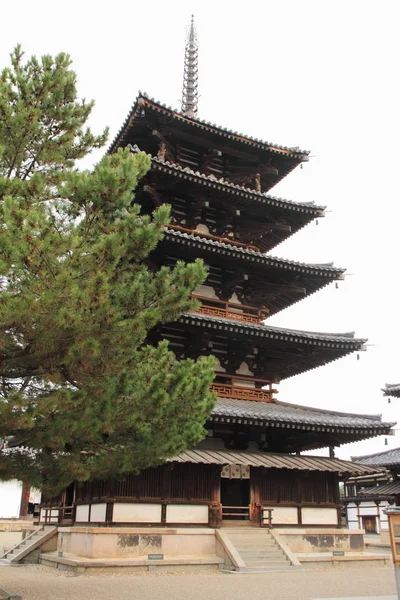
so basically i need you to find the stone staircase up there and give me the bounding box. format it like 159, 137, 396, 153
224, 527, 301, 573
0, 527, 57, 565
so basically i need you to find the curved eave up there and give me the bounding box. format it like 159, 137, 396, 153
142, 149, 323, 217
382, 383, 400, 398
178, 313, 366, 380
163, 229, 344, 277
109, 93, 310, 160
210, 414, 393, 442
179, 313, 366, 349
210, 399, 394, 442
168, 449, 379, 476
162, 229, 345, 316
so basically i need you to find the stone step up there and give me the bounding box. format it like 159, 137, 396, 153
227, 535, 274, 541
239, 566, 296, 573
240, 551, 285, 559
245, 559, 289, 567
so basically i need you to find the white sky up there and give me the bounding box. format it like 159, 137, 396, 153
2, 0, 399, 460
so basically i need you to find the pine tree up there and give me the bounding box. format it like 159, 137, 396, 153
0, 47, 216, 493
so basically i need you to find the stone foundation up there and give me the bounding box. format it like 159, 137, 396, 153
57, 527, 217, 559
277, 528, 364, 553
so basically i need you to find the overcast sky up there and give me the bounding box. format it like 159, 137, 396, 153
1, 0, 399, 459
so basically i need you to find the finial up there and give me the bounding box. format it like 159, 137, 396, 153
181, 15, 198, 118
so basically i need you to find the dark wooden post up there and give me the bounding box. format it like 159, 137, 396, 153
19, 482, 30, 517
209, 466, 221, 527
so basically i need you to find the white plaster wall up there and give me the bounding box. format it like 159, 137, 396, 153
166, 504, 209, 524
76, 505, 90, 522
0, 481, 22, 518
233, 379, 255, 388
301, 507, 338, 525
194, 284, 218, 299
195, 224, 210, 234
267, 506, 298, 525
347, 507, 358, 521
90, 503, 107, 522
359, 504, 378, 516
228, 292, 242, 305
112, 503, 162, 523
348, 521, 360, 530
235, 362, 253, 376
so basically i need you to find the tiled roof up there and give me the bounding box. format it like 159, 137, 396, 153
212, 398, 393, 433
179, 313, 366, 349
109, 93, 310, 158
361, 480, 400, 497
131, 146, 323, 215
165, 228, 344, 278
168, 449, 377, 476
383, 383, 400, 398
352, 447, 400, 467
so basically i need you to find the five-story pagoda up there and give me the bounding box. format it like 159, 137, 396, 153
40, 18, 393, 530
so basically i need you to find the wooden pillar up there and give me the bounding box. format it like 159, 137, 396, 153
19, 482, 30, 517
209, 465, 222, 527
250, 467, 262, 525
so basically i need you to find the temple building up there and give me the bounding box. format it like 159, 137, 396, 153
40, 19, 393, 534
343, 383, 400, 539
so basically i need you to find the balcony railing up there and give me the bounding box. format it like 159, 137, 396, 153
211, 374, 276, 402
167, 224, 260, 252
192, 295, 269, 325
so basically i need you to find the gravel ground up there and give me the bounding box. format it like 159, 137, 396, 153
0, 565, 397, 600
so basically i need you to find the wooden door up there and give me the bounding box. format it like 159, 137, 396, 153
362, 516, 377, 534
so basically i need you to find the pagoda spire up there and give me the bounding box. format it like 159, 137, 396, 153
181, 15, 199, 118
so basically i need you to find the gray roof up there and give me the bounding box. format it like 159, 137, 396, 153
361, 480, 400, 497
169, 448, 377, 476
180, 313, 366, 348
212, 398, 393, 433
165, 228, 344, 277
109, 92, 310, 157
133, 146, 323, 215
383, 384, 400, 398
352, 447, 400, 467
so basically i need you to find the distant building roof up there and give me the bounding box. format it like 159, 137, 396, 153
352, 447, 400, 468
361, 480, 400, 497
383, 383, 400, 398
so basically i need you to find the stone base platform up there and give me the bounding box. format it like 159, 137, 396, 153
297, 551, 392, 569
40, 552, 224, 574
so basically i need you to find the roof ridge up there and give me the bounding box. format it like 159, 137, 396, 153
137, 92, 310, 155
274, 399, 384, 421
164, 228, 345, 273
351, 446, 400, 461
108, 92, 311, 157
183, 312, 365, 342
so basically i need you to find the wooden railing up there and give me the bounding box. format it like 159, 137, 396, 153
211, 374, 275, 402
168, 224, 260, 252
222, 505, 250, 520
192, 294, 269, 325
261, 506, 274, 528
40, 505, 73, 524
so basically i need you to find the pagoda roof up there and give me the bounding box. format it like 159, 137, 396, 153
178, 313, 366, 380
135, 145, 323, 216
162, 229, 344, 316
351, 447, 400, 468
109, 93, 309, 188
169, 448, 379, 476
164, 228, 343, 276
382, 383, 400, 398
212, 397, 393, 435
